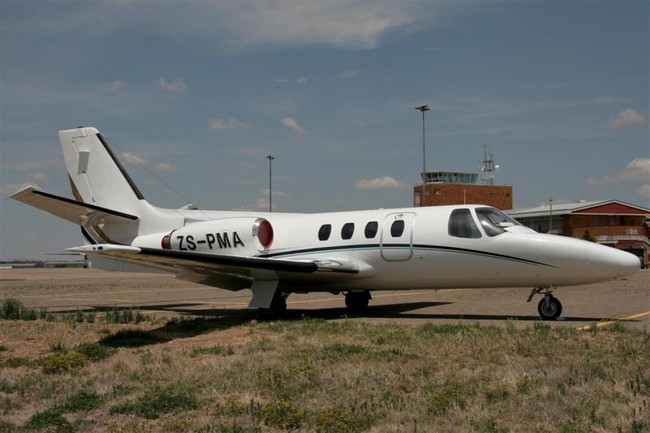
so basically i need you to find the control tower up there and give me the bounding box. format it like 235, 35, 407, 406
413, 148, 513, 210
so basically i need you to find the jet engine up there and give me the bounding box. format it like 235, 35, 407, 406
132, 217, 273, 257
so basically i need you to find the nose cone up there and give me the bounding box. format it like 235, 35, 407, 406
587, 243, 641, 279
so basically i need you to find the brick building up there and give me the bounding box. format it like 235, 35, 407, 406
413, 171, 513, 210
508, 200, 650, 267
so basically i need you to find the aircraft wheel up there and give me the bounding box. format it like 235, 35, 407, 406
345, 291, 371, 314
537, 295, 562, 321
259, 293, 287, 320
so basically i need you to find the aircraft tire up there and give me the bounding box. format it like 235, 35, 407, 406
345, 290, 371, 314
259, 293, 287, 320
537, 295, 562, 321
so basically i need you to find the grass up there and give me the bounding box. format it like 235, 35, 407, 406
0, 314, 648, 432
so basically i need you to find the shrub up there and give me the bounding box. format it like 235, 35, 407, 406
74, 342, 115, 361
0, 297, 36, 320
40, 351, 88, 374
258, 400, 303, 430
314, 407, 372, 433
427, 379, 470, 415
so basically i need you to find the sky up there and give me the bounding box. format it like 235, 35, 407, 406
1, 1, 648, 260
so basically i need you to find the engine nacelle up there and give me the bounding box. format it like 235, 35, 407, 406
132, 217, 273, 257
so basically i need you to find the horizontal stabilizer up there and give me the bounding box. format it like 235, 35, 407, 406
10, 186, 138, 226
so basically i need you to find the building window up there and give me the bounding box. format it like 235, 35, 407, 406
341, 223, 355, 240
318, 224, 332, 241
391, 220, 405, 237
364, 221, 378, 238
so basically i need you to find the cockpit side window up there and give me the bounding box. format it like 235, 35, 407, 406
448, 208, 482, 238
476, 207, 520, 237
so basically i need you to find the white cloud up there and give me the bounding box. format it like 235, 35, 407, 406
636, 185, 650, 199
209, 118, 251, 129
122, 152, 148, 166
619, 158, 650, 181
339, 70, 362, 79
275, 77, 307, 84
210, 2, 430, 50
586, 158, 650, 199
608, 109, 646, 128
281, 117, 307, 133
0, 171, 51, 196
354, 176, 409, 190
103, 80, 126, 92
154, 162, 179, 172
235, 189, 291, 211
587, 158, 650, 185
156, 77, 186, 92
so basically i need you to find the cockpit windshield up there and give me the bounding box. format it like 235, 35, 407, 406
475, 207, 522, 237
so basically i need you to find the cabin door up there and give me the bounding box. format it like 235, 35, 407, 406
380, 212, 415, 261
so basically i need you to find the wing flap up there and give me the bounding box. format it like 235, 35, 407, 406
67, 244, 361, 291
11, 186, 138, 225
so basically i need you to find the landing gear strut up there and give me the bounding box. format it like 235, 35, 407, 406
259, 292, 287, 320
345, 290, 371, 314
527, 287, 563, 321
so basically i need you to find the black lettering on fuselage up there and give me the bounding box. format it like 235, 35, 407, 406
176, 235, 185, 251
186, 235, 196, 251
216, 233, 231, 249
206, 233, 215, 249
233, 232, 244, 247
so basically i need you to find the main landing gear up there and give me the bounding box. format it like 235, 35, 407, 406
527, 287, 563, 321
345, 290, 371, 314
258, 292, 287, 320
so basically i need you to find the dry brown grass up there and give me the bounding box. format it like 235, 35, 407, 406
0, 313, 648, 433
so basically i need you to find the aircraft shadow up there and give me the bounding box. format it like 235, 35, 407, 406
48, 300, 623, 348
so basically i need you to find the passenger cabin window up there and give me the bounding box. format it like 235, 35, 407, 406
448, 209, 482, 238
391, 220, 405, 237
318, 224, 332, 241
341, 223, 355, 240
364, 221, 378, 238
476, 207, 520, 237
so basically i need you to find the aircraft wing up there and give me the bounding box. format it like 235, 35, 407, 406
67, 244, 361, 291
11, 186, 138, 225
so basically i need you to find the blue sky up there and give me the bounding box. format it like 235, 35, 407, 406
1, 1, 648, 259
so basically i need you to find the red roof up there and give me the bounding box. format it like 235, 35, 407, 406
573, 201, 650, 215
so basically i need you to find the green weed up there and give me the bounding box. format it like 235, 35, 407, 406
314, 406, 373, 433
256, 399, 303, 430
188, 344, 235, 358
109, 384, 198, 419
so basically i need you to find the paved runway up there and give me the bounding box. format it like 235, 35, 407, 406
1, 268, 648, 330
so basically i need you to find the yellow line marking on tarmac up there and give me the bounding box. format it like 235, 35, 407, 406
576, 311, 650, 331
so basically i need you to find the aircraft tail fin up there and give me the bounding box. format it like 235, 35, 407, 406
60, 127, 145, 214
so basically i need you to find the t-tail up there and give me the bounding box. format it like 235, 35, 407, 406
11, 126, 184, 249
60, 127, 145, 217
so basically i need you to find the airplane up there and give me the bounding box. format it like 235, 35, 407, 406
11, 126, 641, 320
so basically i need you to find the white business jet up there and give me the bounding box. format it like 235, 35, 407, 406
11, 127, 640, 320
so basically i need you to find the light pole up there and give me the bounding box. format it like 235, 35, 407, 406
415, 104, 429, 206
267, 155, 275, 212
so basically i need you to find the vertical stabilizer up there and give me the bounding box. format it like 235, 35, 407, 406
60, 127, 144, 214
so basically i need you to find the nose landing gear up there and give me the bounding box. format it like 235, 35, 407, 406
527, 286, 563, 321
